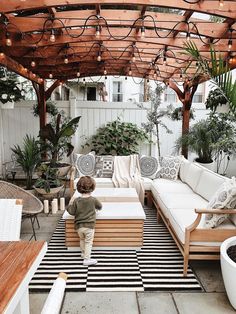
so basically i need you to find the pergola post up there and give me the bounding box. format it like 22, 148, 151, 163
168, 79, 199, 159
32, 80, 62, 130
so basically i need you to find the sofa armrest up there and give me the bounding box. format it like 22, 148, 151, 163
195, 208, 236, 215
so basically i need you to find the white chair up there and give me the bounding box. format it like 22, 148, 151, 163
0, 199, 23, 241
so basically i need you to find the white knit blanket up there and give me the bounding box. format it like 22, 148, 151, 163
112, 154, 144, 205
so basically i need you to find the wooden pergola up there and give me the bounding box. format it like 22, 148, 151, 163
0, 0, 236, 156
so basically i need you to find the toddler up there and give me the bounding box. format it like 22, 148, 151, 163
67, 176, 102, 266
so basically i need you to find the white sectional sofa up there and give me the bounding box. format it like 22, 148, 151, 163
71, 156, 236, 276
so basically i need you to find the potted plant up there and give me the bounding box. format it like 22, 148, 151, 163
176, 119, 214, 168
220, 236, 236, 310
34, 164, 63, 196
205, 88, 229, 113
39, 112, 81, 176
11, 134, 41, 190
83, 117, 149, 155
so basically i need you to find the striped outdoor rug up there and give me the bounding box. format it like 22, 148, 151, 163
29, 209, 202, 291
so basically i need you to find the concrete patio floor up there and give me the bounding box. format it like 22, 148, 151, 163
21, 211, 236, 314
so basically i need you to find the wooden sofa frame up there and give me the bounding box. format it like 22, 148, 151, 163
152, 195, 236, 276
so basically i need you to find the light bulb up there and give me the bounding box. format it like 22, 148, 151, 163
128, 68, 132, 76
49, 73, 53, 78
219, 0, 224, 7
31, 60, 36, 67
104, 68, 107, 75
95, 25, 100, 37
132, 55, 136, 62
6, 37, 12, 47
153, 72, 157, 79
141, 26, 145, 38
228, 39, 232, 50
49, 30, 56, 43
97, 54, 101, 62
32, 73, 36, 78
64, 57, 69, 64
0, 52, 4, 57
77, 71, 80, 77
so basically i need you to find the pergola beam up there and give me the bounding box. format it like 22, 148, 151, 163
0, 53, 43, 84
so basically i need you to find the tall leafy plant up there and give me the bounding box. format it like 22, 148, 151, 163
183, 41, 236, 112
39, 113, 81, 166
138, 85, 173, 157
83, 117, 149, 155
11, 135, 41, 189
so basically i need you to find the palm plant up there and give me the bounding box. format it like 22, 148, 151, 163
11, 134, 41, 189
176, 119, 214, 163
183, 41, 236, 112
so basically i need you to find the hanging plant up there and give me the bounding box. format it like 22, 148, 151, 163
32, 101, 59, 117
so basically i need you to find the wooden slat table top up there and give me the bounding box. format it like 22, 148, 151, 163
0, 241, 46, 313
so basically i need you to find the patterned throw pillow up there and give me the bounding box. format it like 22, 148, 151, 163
94, 155, 114, 178
74, 153, 95, 177
140, 156, 160, 179
160, 156, 182, 181
205, 177, 236, 228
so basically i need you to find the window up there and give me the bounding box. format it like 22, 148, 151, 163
87, 87, 96, 101
192, 93, 203, 103
164, 87, 176, 103
112, 81, 123, 102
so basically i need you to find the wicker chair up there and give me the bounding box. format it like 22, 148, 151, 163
0, 181, 43, 240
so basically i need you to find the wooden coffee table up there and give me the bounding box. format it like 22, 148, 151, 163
64, 188, 146, 249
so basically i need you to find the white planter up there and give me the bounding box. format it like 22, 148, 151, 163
195, 160, 215, 172
220, 236, 236, 310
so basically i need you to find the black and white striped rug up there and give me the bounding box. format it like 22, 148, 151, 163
29, 209, 202, 291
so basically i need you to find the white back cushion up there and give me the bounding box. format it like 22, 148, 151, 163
185, 163, 203, 191
179, 157, 191, 182
195, 170, 226, 201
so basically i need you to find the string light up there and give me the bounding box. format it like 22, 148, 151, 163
49, 73, 53, 78
64, 56, 69, 64
163, 56, 167, 65
5, 33, 12, 46
132, 54, 136, 62
76, 71, 80, 77
228, 29, 233, 50
95, 25, 101, 37
103, 68, 107, 75
97, 52, 102, 62
49, 29, 56, 43
219, 0, 224, 7
31, 60, 36, 67
141, 26, 145, 39
128, 67, 132, 76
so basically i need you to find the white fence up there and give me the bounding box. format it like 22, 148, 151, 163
1, 99, 235, 177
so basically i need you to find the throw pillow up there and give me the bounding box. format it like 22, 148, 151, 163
140, 156, 160, 179
160, 156, 182, 181
74, 152, 95, 177
94, 155, 114, 178
205, 177, 236, 228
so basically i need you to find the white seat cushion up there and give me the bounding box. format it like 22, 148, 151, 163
168, 208, 235, 245
142, 177, 153, 191
158, 192, 208, 210
152, 178, 193, 195
185, 163, 203, 191
195, 170, 226, 201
